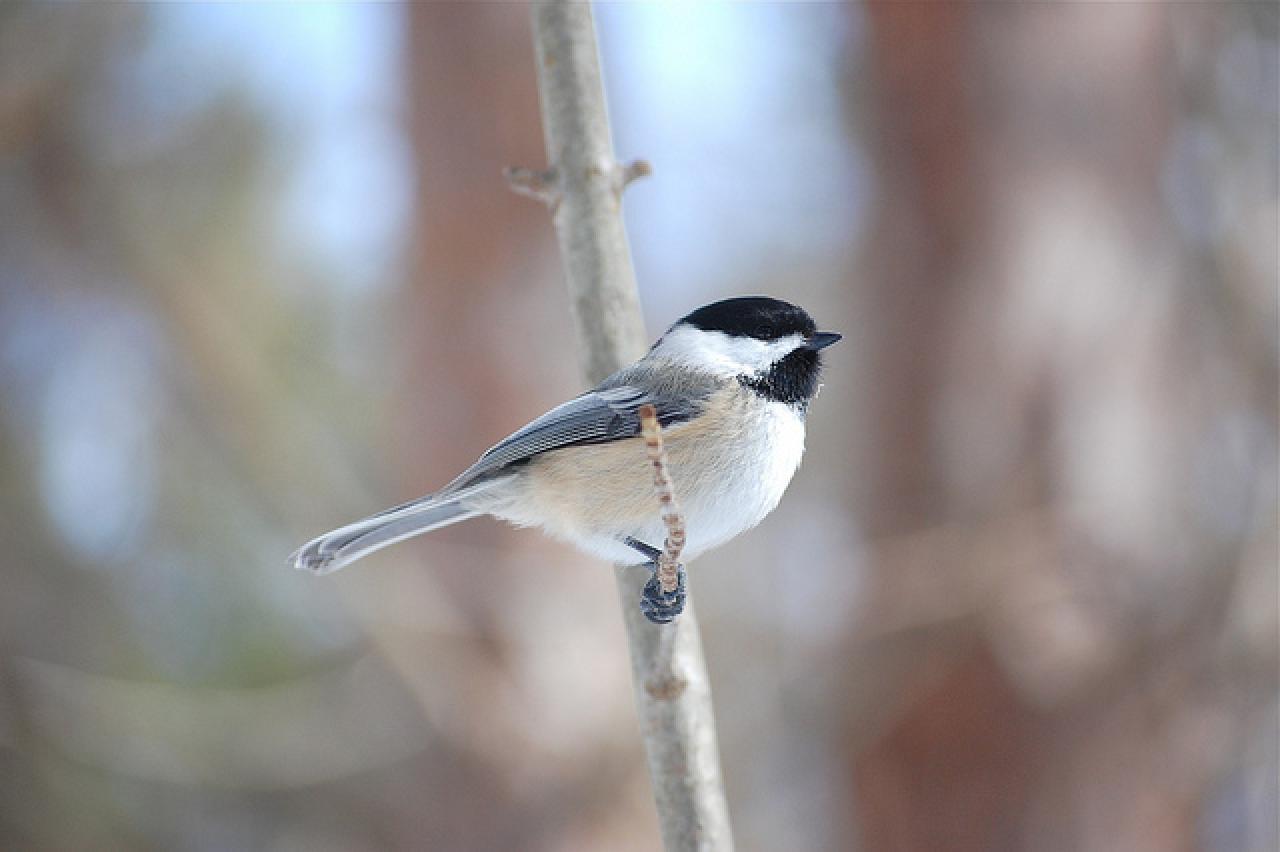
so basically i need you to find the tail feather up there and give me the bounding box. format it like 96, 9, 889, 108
291, 492, 480, 575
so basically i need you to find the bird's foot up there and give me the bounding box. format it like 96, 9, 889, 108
622, 538, 686, 624
639, 562, 686, 625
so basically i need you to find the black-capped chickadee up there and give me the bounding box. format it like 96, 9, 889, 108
291, 296, 840, 623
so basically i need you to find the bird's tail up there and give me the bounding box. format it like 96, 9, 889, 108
290, 483, 497, 575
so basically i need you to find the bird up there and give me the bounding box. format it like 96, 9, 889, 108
291, 296, 840, 623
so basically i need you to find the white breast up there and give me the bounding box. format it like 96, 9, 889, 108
676, 395, 806, 559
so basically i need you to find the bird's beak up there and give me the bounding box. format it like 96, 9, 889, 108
807, 331, 842, 351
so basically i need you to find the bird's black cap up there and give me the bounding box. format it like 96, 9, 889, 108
679, 296, 817, 342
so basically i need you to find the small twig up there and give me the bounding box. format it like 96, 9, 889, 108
619, 158, 653, 191
506, 160, 648, 214
638, 404, 685, 594
503, 165, 562, 211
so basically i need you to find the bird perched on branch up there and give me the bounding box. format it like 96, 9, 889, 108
291, 296, 840, 623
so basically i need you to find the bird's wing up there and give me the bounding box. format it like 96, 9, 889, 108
438, 372, 715, 495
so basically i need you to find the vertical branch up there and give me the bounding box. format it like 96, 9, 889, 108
513, 2, 733, 849
528, 2, 648, 383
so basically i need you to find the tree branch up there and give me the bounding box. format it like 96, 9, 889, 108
512, 2, 733, 848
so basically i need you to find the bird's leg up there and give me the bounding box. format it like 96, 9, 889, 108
624, 537, 686, 624
623, 536, 662, 562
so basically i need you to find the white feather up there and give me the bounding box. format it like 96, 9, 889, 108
650, 325, 806, 377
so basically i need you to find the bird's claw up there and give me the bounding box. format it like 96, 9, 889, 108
639, 562, 686, 624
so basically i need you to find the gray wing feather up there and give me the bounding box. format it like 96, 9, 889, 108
438, 367, 716, 495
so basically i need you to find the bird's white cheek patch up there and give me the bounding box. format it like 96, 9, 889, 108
652, 326, 806, 376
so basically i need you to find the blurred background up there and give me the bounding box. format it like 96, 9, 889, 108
0, 3, 1276, 850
